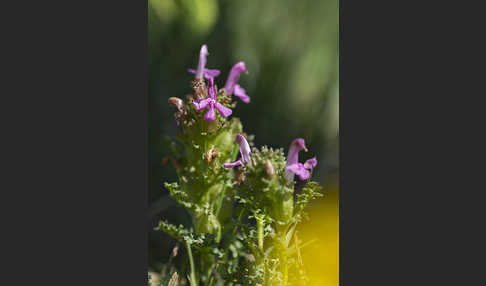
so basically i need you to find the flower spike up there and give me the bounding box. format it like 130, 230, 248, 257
195, 44, 208, 79
193, 77, 232, 121
285, 138, 317, 181
224, 134, 252, 168
224, 62, 250, 103
188, 44, 221, 79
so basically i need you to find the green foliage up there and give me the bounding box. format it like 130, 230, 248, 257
148, 0, 339, 277
152, 45, 325, 285
155, 220, 205, 246
294, 181, 325, 223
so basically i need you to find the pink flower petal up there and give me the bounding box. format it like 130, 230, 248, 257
224, 62, 246, 95
234, 84, 250, 103
193, 98, 210, 111
215, 102, 232, 118
235, 134, 252, 166
204, 69, 221, 78
286, 163, 310, 181
188, 68, 221, 79
204, 107, 216, 121
223, 160, 243, 168
195, 44, 208, 79
304, 157, 318, 169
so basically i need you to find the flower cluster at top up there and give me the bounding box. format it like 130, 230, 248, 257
189, 45, 250, 122
177, 44, 318, 182
225, 134, 317, 181
160, 44, 325, 286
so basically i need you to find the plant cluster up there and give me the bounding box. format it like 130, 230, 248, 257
151, 45, 323, 286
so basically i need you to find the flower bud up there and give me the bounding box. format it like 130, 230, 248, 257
168, 97, 184, 112
171, 246, 179, 257
168, 272, 178, 286
234, 168, 246, 183
265, 159, 275, 176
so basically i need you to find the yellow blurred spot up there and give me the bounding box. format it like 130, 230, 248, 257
298, 183, 339, 286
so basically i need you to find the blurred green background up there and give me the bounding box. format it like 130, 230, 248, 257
148, 0, 338, 284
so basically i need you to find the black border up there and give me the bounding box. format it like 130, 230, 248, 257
3, 0, 148, 285
339, 0, 343, 282
4, 0, 476, 285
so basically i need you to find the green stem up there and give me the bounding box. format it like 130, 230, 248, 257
207, 276, 215, 286
233, 208, 246, 236
214, 183, 227, 218
215, 142, 239, 218
223, 208, 246, 259
186, 241, 198, 286
277, 234, 288, 286
204, 263, 215, 286
257, 217, 264, 251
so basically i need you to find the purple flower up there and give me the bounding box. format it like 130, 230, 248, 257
223, 134, 252, 168
284, 138, 317, 181
286, 138, 307, 165
188, 68, 221, 79
193, 77, 232, 121
188, 44, 221, 79
303, 157, 317, 169
223, 62, 250, 103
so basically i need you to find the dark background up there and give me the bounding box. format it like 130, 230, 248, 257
148, 0, 339, 275
1, 0, 477, 285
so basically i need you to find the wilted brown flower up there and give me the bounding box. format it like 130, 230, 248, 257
192, 78, 206, 100
204, 147, 219, 164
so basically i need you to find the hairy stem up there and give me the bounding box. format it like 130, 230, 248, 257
186, 241, 198, 286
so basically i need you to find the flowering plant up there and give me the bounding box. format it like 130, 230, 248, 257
152, 45, 323, 286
